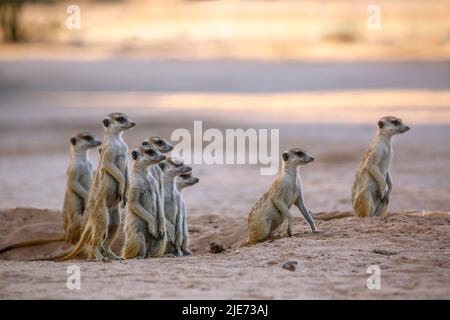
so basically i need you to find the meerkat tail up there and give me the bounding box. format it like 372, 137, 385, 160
0, 236, 65, 254
57, 225, 92, 261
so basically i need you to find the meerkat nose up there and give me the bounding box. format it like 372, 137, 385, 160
130, 121, 136, 127
309, 156, 315, 162
404, 126, 410, 131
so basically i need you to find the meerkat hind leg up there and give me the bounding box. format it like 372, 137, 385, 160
103, 207, 122, 260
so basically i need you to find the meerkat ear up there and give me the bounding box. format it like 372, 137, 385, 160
158, 162, 166, 170
103, 118, 110, 127
131, 150, 139, 160
378, 121, 384, 129
70, 137, 77, 146
282, 152, 289, 161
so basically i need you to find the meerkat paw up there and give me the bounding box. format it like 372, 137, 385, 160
287, 227, 293, 237
312, 228, 321, 234
164, 253, 176, 258
182, 249, 192, 256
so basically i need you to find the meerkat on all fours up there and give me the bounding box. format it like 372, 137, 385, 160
0, 132, 102, 254
57, 113, 135, 261
122, 145, 167, 259
176, 172, 199, 256
352, 116, 410, 218
244, 148, 318, 246
160, 157, 192, 256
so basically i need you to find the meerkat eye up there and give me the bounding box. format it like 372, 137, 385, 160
116, 116, 126, 123
156, 140, 163, 145
296, 151, 305, 157
147, 150, 155, 156
391, 120, 400, 126
84, 136, 93, 142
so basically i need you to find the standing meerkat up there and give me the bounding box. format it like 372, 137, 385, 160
352, 116, 410, 218
0, 133, 101, 254
58, 112, 135, 261
141, 136, 173, 239
244, 148, 318, 245
160, 157, 191, 256
122, 145, 167, 259
176, 172, 199, 256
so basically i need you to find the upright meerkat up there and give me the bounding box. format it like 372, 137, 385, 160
352, 116, 410, 218
244, 148, 318, 245
160, 157, 191, 256
122, 145, 167, 259
0, 133, 101, 254
176, 172, 199, 256
141, 136, 173, 240
58, 112, 135, 261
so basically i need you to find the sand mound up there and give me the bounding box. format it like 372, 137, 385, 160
0, 208, 449, 299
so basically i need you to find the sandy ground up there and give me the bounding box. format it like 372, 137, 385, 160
0, 58, 449, 299
0, 208, 449, 299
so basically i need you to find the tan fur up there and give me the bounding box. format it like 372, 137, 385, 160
176, 172, 199, 256
244, 148, 318, 245
58, 113, 136, 261
122, 145, 167, 259
352, 116, 410, 218
160, 157, 191, 257
0, 133, 101, 254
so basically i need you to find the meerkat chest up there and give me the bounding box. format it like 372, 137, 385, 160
379, 146, 393, 174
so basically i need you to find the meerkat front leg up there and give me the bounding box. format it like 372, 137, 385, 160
128, 194, 158, 238
294, 194, 318, 233
104, 163, 126, 202
367, 152, 388, 199
181, 204, 192, 256
68, 177, 89, 202
122, 165, 129, 208
272, 198, 294, 237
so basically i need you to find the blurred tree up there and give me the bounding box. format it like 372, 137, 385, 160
0, 0, 54, 42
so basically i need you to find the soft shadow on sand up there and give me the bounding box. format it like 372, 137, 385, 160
0, 208, 449, 299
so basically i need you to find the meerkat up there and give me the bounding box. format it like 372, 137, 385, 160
122, 145, 167, 259
141, 136, 173, 241
244, 148, 318, 245
352, 116, 410, 218
57, 113, 135, 261
0, 133, 102, 254
176, 172, 199, 256
160, 157, 191, 256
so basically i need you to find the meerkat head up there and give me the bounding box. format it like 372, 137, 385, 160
378, 116, 410, 136
142, 136, 174, 154
177, 172, 200, 190
102, 112, 136, 134
131, 145, 166, 169
158, 157, 192, 177
70, 132, 102, 151
282, 148, 314, 166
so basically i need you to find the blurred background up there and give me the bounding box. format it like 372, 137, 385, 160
0, 0, 449, 215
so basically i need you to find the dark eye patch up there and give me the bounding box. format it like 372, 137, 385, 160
156, 140, 163, 145
116, 116, 126, 123
179, 174, 190, 179
142, 141, 149, 146
146, 149, 156, 156
83, 136, 93, 141
391, 120, 400, 126
296, 151, 305, 157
